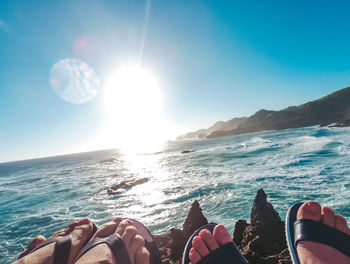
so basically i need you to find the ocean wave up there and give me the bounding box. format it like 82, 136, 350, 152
1, 126, 350, 263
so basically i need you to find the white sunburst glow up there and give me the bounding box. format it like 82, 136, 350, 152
104, 66, 172, 153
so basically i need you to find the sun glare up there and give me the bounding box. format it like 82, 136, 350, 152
103, 66, 172, 153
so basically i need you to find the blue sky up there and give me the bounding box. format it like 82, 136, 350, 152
2, 0, 350, 162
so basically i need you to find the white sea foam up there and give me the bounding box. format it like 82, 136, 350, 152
1, 126, 350, 263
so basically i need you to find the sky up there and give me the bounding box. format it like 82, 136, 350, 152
2, 0, 350, 162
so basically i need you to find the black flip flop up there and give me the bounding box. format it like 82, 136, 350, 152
75, 218, 161, 264
286, 202, 350, 264
182, 223, 247, 264
75, 233, 132, 263
20, 223, 97, 264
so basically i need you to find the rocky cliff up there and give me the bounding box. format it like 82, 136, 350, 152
177, 117, 247, 140
154, 189, 291, 264
178, 86, 350, 139
208, 87, 350, 138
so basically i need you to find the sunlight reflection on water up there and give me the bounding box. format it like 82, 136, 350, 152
2, 126, 350, 263
50, 58, 99, 104
98, 151, 175, 222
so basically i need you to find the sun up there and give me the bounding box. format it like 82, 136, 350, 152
103, 66, 171, 153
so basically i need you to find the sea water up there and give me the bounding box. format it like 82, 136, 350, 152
1, 126, 350, 263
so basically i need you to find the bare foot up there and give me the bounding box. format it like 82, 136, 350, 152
297, 201, 350, 264
15, 218, 95, 264
189, 224, 232, 264
75, 218, 150, 264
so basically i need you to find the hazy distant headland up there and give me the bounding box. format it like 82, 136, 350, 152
178, 86, 350, 140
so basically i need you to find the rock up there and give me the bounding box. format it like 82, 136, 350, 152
329, 118, 350, 127
233, 219, 248, 247
181, 150, 196, 154
236, 189, 290, 263
178, 117, 247, 140
205, 86, 350, 139
277, 249, 293, 264
154, 200, 208, 263
107, 178, 149, 195
251, 189, 282, 227
169, 228, 186, 260
182, 200, 208, 238
154, 190, 291, 264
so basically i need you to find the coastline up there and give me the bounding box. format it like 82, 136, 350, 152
154, 189, 291, 264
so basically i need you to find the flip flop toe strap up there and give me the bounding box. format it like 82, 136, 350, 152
24, 234, 71, 264
294, 219, 350, 257
52, 235, 72, 264
198, 242, 248, 264
75, 233, 131, 264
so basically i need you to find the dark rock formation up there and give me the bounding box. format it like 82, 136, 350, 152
154, 189, 291, 264
200, 86, 350, 138
329, 118, 350, 127
154, 200, 208, 264
233, 219, 248, 246
181, 150, 196, 154
234, 189, 289, 263
182, 200, 209, 238
107, 178, 149, 195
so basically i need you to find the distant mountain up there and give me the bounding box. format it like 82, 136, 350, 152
207, 87, 350, 138
178, 87, 350, 140
177, 117, 247, 140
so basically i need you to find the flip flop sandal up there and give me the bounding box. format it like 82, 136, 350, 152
125, 218, 161, 264
286, 202, 350, 264
75, 219, 161, 264
182, 223, 247, 264
19, 223, 97, 264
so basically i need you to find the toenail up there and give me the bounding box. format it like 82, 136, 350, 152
216, 226, 225, 235
203, 229, 211, 234
306, 202, 319, 213
192, 236, 201, 245
199, 229, 210, 236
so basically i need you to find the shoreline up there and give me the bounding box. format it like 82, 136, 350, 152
154, 189, 291, 264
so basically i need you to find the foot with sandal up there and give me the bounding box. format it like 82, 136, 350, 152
15, 218, 96, 264
74, 218, 151, 264
286, 201, 350, 264
182, 201, 349, 264
15, 217, 161, 264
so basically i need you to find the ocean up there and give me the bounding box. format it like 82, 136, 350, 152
1, 126, 350, 263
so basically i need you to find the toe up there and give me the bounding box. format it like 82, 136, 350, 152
213, 224, 232, 245
321, 207, 335, 227
192, 236, 210, 257
122, 226, 138, 247
189, 247, 201, 264
93, 220, 118, 237
68, 221, 79, 229
334, 214, 350, 235
117, 219, 135, 236
111, 217, 123, 226
297, 201, 322, 221
129, 235, 145, 263
199, 229, 219, 251
66, 218, 95, 264
28, 236, 46, 251
135, 246, 150, 264
18, 236, 46, 259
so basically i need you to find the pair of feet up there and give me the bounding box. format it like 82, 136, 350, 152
16, 218, 150, 264
15, 201, 350, 264
189, 201, 350, 264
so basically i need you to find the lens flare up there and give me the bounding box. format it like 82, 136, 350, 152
50, 58, 99, 104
